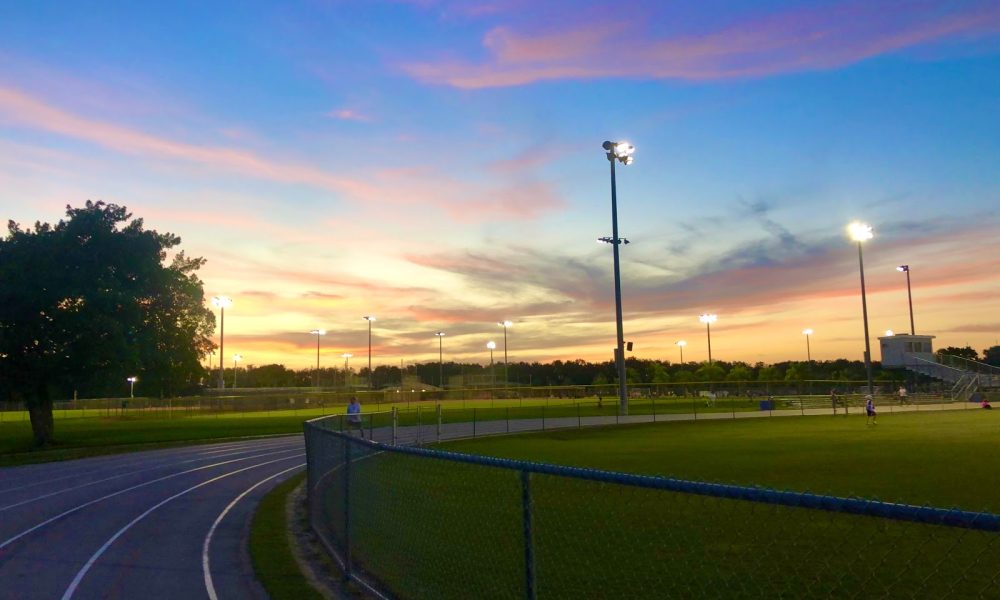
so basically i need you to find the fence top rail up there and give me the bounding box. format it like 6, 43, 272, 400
304, 410, 397, 424
304, 421, 999, 532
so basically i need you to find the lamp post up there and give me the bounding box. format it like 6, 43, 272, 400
126, 376, 137, 398
802, 329, 813, 362
675, 340, 687, 364
498, 320, 512, 391
849, 221, 875, 396
896, 265, 915, 335
211, 296, 232, 389
699, 314, 718, 364
600, 140, 634, 416
341, 353, 353, 388
363, 316, 376, 389
232, 354, 242, 388
434, 332, 445, 388
486, 341, 496, 389
309, 329, 326, 387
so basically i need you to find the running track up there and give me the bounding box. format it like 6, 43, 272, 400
0, 435, 305, 600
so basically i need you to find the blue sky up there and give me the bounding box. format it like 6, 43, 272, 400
1, 0, 998, 368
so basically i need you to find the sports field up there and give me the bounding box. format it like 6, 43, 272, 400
0, 391, 956, 465
443, 409, 1000, 511
332, 410, 1000, 599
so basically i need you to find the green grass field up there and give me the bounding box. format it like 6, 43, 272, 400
2, 392, 961, 466
442, 410, 1000, 511
325, 411, 1000, 599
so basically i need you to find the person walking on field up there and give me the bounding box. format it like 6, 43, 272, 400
347, 396, 365, 439
865, 394, 877, 425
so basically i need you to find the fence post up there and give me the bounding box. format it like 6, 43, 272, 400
343, 438, 353, 582
392, 407, 398, 446
473, 408, 477, 437
506, 406, 510, 434
436, 404, 442, 442
542, 405, 546, 431
521, 470, 537, 600
652, 396, 657, 422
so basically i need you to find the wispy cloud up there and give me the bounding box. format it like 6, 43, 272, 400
326, 107, 372, 122
0, 85, 374, 198
0, 85, 566, 222
402, 1, 1000, 88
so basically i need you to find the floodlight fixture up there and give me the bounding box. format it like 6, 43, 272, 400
848, 221, 873, 242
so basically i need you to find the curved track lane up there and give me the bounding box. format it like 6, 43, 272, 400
0, 436, 305, 600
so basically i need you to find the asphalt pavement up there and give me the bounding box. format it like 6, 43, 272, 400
0, 435, 305, 600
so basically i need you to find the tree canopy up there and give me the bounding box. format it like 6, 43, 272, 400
0, 202, 214, 445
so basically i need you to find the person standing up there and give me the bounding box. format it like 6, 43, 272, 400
865, 394, 877, 425
347, 396, 365, 439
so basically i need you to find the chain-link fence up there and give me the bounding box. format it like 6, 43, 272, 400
305, 415, 1000, 599
3, 381, 984, 424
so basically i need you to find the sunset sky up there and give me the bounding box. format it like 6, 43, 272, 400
2, 1, 998, 370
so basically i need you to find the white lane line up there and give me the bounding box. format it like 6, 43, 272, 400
0, 438, 297, 496
61, 453, 306, 600
202, 463, 306, 600
0, 441, 303, 512
0, 447, 301, 551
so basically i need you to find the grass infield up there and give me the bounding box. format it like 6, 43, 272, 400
332, 410, 1000, 599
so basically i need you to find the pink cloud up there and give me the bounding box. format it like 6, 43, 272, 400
326, 108, 372, 122
0, 85, 374, 196
402, 1, 1000, 88
0, 85, 564, 223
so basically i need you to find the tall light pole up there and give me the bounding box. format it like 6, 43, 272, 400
498, 320, 512, 390
342, 353, 353, 388
127, 376, 137, 398
487, 341, 496, 389
211, 296, 232, 389
309, 329, 326, 387
699, 314, 718, 364
363, 316, 376, 389
434, 332, 445, 388
849, 221, 875, 396
802, 329, 813, 361
675, 340, 686, 364
232, 354, 242, 388
600, 139, 634, 416
897, 265, 915, 335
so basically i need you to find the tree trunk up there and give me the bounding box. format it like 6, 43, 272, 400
28, 383, 55, 447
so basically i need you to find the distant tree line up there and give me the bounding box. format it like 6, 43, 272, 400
225, 348, 995, 390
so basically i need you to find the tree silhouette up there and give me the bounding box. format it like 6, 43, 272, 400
0, 202, 214, 445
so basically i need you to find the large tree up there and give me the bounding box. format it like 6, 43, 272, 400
0, 202, 215, 445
